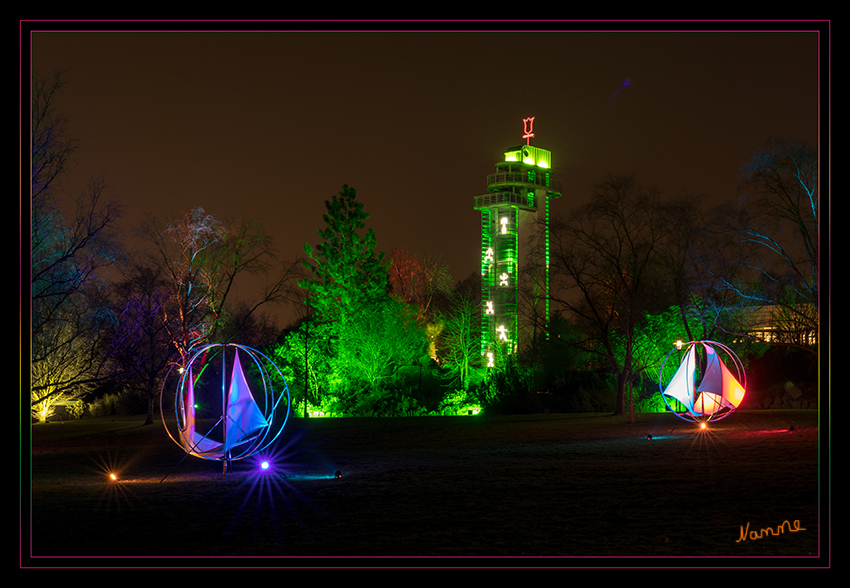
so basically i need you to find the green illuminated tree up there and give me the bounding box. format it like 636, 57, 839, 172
272, 319, 340, 415
300, 185, 389, 323
297, 184, 401, 409
436, 272, 482, 391
616, 304, 711, 417
273, 300, 427, 416
336, 298, 427, 394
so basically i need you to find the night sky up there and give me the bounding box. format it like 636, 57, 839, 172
26, 23, 824, 327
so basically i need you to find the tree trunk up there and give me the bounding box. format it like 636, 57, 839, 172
144, 372, 158, 425
145, 395, 154, 425
614, 371, 627, 416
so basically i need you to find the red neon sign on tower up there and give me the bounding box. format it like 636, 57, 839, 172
522, 117, 535, 145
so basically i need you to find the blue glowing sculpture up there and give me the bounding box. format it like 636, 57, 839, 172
161, 343, 290, 473
658, 340, 746, 423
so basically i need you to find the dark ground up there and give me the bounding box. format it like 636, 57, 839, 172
24, 409, 827, 568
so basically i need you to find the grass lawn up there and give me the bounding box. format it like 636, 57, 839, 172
24, 409, 826, 568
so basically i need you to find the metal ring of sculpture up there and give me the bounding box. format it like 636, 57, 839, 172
658, 340, 747, 423
161, 343, 290, 467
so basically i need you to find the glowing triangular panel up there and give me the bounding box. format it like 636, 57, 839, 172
224, 349, 269, 452
695, 344, 745, 411
663, 345, 697, 413
719, 358, 746, 408
693, 391, 726, 416
696, 344, 724, 396
191, 431, 225, 455
179, 368, 196, 453
180, 367, 224, 456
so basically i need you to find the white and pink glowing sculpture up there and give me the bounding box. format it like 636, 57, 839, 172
161, 343, 290, 473
659, 340, 746, 423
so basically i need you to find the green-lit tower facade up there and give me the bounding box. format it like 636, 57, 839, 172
474, 118, 561, 365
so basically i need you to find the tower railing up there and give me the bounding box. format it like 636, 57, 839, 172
474, 191, 535, 210
486, 171, 562, 193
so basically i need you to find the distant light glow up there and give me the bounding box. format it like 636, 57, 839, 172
608, 78, 633, 102
261, 460, 270, 470
487, 352, 494, 368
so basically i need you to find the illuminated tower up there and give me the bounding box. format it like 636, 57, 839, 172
474, 117, 561, 365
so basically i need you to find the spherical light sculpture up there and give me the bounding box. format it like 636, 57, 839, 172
161, 343, 290, 471
658, 340, 746, 423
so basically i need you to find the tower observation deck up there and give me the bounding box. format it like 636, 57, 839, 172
474, 120, 561, 365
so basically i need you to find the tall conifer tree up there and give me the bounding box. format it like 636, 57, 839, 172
300, 185, 389, 322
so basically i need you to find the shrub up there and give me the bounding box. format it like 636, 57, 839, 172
438, 389, 482, 416
472, 364, 543, 415
87, 390, 147, 417
68, 399, 86, 419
